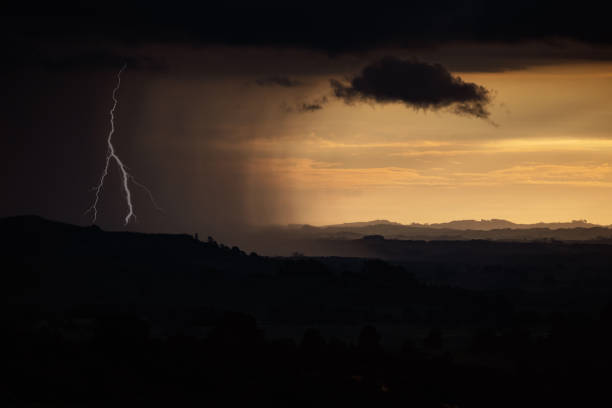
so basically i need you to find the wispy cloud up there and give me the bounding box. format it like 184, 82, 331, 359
255, 76, 304, 87
248, 158, 612, 190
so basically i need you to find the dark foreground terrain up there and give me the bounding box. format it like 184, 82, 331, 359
4, 216, 612, 407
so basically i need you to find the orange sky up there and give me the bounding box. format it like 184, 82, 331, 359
257, 63, 612, 225
135, 62, 612, 227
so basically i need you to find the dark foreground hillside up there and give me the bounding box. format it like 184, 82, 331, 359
3, 216, 612, 407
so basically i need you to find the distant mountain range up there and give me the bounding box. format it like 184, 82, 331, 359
297, 218, 603, 231
241, 218, 612, 254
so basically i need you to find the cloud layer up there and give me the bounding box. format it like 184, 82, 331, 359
331, 57, 492, 118
6, 3, 612, 53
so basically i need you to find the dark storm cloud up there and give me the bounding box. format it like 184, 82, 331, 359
41, 50, 166, 72
4, 2, 612, 56
255, 76, 303, 87
0, 35, 166, 73
331, 57, 491, 119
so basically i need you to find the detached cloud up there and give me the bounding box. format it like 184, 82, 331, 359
255, 76, 303, 87
297, 102, 323, 112
297, 96, 328, 112
283, 96, 328, 113
331, 57, 492, 119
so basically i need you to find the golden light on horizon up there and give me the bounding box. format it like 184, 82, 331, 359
128, 61, 612, 227
235, 63, 612, 226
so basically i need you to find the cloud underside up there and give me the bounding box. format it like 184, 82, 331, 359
331, 57, 492, 119
8, 4, 612, 53
7, 4, 612, 75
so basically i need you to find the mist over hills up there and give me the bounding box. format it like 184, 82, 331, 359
320, 220, 404, 228
243, 218, 612, 255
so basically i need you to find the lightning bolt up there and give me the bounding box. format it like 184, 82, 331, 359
86, 64, 162, 225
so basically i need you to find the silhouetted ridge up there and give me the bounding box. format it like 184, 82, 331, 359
0, 214, 238, 260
